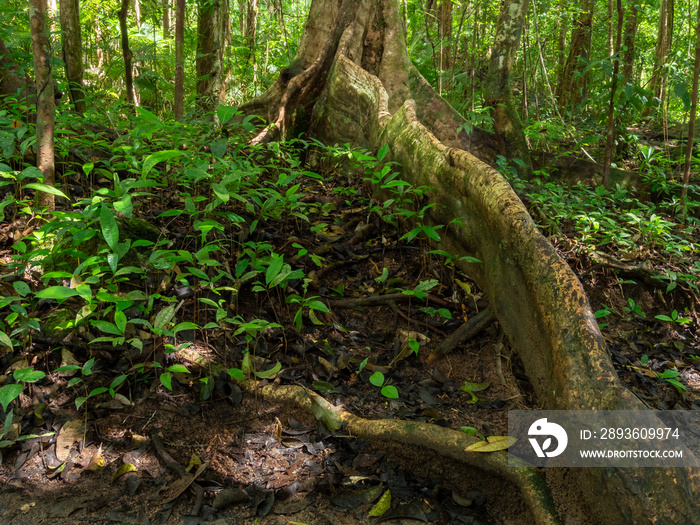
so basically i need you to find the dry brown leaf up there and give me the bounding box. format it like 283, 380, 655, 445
465, 435, 517, 453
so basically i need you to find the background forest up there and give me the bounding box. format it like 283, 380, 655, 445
0, 0, 699, 523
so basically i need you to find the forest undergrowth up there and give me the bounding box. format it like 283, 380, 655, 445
0, 105, 698, 523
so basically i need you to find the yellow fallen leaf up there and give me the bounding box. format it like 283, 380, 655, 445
465, 435, 517, 452
368, 489, 391, 517
112, 463, 137, 482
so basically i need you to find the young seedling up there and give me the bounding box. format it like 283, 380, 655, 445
369, 371, 398, 399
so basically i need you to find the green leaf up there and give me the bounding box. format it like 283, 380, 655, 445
91, 320, 123, 336
88, 387, 108, 397
167, 364, 190, 374
265, 255, 284, 286
0, 331, 12, 349
114, 310, 127, 334
655, 315, 674, 322
369, 371, 385, 387
255, 361, 282, 379
100, 204, 119, 251
217, 105, 237, 125
227, 368, 245, 381
12, 281, 30, 297
154, 305, 176, 330
0, 384, 23, 412
23, 182, 68, 199
312, 381, 338, 394
381, 385, 399, 399
377, 144, 390, 161
368, 489, 391, 517
35, 286, 81, 299
142, 150, 184, 179
13, 368, 45, 383
160, 372, 173, 391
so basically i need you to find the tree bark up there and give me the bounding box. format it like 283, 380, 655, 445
29, 0, 55, 211
602, 0, 623, 187
682, 0, 700, 203
621, 0, 638, 83
483, 0, 532, 177
646, 0, 674, 117
58, 0, 85, 114
174, 0, 185, 119
119, 0, 135, 104
556, 0, 593, 109
163, 0, 171, 38
196, 0, 228, 110
235, 1, 700, 521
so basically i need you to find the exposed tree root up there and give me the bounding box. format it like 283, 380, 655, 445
431, 308, 495, 358
247, 382, 560, 525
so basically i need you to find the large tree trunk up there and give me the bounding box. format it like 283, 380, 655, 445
483, 0, 531, 177
29, 0, 55, 211
58, 0, 85, 114
236, 3, 699, 521
196, 0, 228, 110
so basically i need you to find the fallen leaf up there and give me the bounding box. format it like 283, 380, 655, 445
56, 418, 85, 462
112, 462, 137, 482
465, 435, 516, 452
368, 489, 391, 517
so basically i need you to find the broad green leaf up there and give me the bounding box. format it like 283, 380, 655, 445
35, 286, 81, 299
217, 105, 237, 125
465, 435, 517, 452
381, 385, 399, 399
13, 368, 45, 383
160, 372, 173, 391
0, 331, 12, 349
312, 381, 337, 394
89, 387, 108, 397
0, 384, 23, 411
12, 281, 30, 297
154, 305, 176, 330
114, 310, 127, 334
265, 255, 284, 286
369, 371, 384, 387
167, 364, 190, 374
212, 183, 230, 203
23, 182, 68, 199
173, 321, 199, 333
99, 204, 119, 250
142, 150, 184, 179
91, 320, 123, 336
227, 368, 245, 381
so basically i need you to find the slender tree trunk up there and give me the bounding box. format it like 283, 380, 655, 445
58, 0, 85, 113
163, 0, 171, 38
607, 0, 614, 56
119, 0, 135, 104
602, 0, 623, 186
646, 0, 674, 116
134, 0, 141, 30
557, 0, 593, 109
245, 0, 259, 64
29, 0, 55, 211
438, 0, 452, 90
174, 0, 185, 119
621, 0, 638, 83
555, 0, 568, 93
483, 0, 531, 176
682, 1, 700, 203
